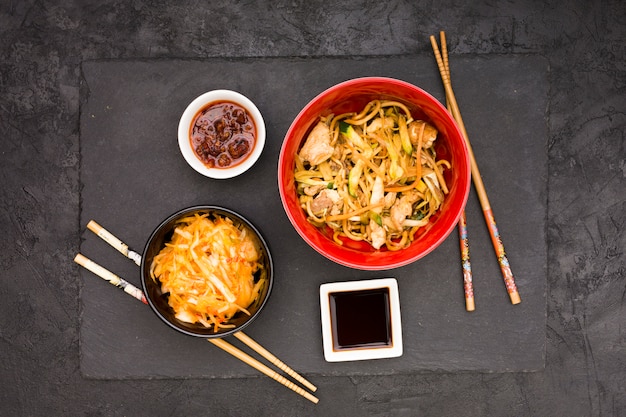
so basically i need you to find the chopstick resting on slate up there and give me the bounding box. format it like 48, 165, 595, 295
430, 31, 521, 305
74, 253, 147, 304
75, 221, 318, 403
436, 32, 475, 312
87, 220, 142, 266
457, 211, 474, 311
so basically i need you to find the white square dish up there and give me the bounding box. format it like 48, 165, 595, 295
319, 278, 403, 362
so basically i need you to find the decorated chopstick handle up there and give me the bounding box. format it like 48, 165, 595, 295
74, 253, 147, 304
458, 211, 475, 311
76, 225, 318, 404
437, 42, 476, 312
483, 209, 521, 304
87, 220, 142, 266
432, 33, 521, 305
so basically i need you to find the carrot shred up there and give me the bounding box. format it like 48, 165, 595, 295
150, 214, 265, 331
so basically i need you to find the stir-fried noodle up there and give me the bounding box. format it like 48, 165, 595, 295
294, 100, 451, 251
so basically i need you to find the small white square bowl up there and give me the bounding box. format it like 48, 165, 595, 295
319, 278, 403, 362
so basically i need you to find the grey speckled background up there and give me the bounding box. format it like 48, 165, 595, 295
1, 1, 624, 416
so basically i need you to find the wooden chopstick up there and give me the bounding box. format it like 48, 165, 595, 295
79, 220, 318, 401
208, 338, 319, 403
233, 331, 317, 393
457, 212, 475, 311
430, 31, 521, 305
87, 220, 142, 266
74, 253, 147, 304
74, 252, 319, 404
437, 33, 475, 312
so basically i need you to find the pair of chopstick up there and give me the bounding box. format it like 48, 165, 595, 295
75, 220, 319, 404
430, 31, 521, 307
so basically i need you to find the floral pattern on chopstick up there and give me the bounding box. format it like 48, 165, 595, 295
484, 208, 519, 298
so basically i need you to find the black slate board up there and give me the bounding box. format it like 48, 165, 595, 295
79, 55, 548, 379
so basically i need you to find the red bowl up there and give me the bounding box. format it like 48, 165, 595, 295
278, 77, 471, 270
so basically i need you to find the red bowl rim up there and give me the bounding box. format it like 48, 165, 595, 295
278, 77, 471, 270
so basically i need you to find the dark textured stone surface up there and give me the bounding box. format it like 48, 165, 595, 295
1, 1, 624, 416
79, 55, 547, 378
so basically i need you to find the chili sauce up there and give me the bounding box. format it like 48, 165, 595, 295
190, 101, 256, 169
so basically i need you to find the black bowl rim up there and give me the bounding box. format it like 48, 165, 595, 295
140, 205, 274, 338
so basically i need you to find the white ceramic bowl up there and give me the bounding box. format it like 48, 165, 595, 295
178, 89, 266, 179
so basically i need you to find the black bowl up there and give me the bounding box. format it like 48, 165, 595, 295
141, 205, 274, 338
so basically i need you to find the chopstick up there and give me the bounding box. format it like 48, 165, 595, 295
430, 31, 521, 305
208, 338, 319, 404
87, 220, 142, 266
231, 331, 317, 393
436, 33, 475, 311
77, 221, 319, 402
457, 212, 475, 311
74, 253, 147, 304
74, 253, 318, 404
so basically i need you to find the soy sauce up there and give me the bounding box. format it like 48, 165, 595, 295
329, 288, 391, 350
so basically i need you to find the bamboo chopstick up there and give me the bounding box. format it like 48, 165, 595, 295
74, 253, 318, 404
208, 338, 319, 404
457, 212, 475, 311
233, 331, 317, 393
79, 220, 318, 401
74, 253, 147, 304
430, 31, 521, 305
437, 34, 475, 312
87, 220, 142, 266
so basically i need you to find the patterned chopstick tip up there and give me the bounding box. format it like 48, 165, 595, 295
458, 213, 474, 311
459, 223, 473, 296
74, 254, 148, 304
484, 209, 520, 304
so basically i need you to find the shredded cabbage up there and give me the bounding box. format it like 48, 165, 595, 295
150, 213, 265, 332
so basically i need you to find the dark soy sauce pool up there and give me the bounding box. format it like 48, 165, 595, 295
329, 288, 391, 350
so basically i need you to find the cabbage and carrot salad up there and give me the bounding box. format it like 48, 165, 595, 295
150, 213, 266, 332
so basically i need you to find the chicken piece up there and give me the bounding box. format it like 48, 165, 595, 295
303, 184, 324, 196
299, 122, 334, 166
369, 219, 386, 250
237, 239, 260, 263
383, 191, 397, 209
367, 116, 395, 133
389, 190, 422, 231
389, 199, 412, 232
329, 159, 342, 172
310, 189, 342, 216
408, 121, 438, 149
